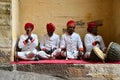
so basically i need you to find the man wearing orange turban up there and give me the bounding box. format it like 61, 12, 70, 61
16, 22, 38, 61
60, 20, 84, 60
37, 23, 60, 59
84, 22, 106, 59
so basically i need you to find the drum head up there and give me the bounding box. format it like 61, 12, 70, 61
93, 47, 106, 60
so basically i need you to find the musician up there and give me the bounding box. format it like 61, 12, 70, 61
16, 22, 38, 60
60, 20, 84, 60
84, 22, 106, 59
38, 23, 60, 59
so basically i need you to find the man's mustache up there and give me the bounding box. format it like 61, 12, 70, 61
26, 30, 31, 34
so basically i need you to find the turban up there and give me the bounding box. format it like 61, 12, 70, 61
67, 20, 76, 27
87, 22, 97, 32
46, 23, 55, 32
24, 22, 34, 30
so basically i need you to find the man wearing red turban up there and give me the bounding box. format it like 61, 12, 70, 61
84, 22, 106, 60
37, 23, 60, 59
60, 20, 84, 60
15, 22, 38, 61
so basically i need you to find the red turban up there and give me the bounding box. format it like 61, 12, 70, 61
24, 22, 34, 30
67, 20, 76, 27
87, 22, 97, 32
46, 23, 55, 32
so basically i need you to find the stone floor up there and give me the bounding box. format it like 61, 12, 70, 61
0, 70, 64, 80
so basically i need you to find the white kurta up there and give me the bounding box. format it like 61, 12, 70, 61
60, 32, 83, 59
38, 33, 60, 59
17, 33, 38, 60
40, 33, 60, 50
84, 33, 106, 58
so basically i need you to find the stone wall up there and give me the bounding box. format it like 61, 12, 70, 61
19, 0, 113, 46
113, 0, 120, 44
0, 0, 11, 63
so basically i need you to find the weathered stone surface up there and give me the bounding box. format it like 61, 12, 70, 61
0, 64, 13, 71
0, 0, 10, 2
1, 64, 120, 80
67, 67, 88, 77
0, 1, 10, 26
12, 64, 120, 80
0, 2, 10, 14
0, 1, 11, 51
17, 64, 69, 79
0, 26, 11, 48
0, 1, 11, 64
85, 64, 120, 80
0, 48, 11, 63
17, 64, 85, 79
0, 15, 10, 26
68, 77, 107, 80
0, 70, 64, 80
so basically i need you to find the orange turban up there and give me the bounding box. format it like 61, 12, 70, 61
67, 20, 76, 27
24, 22, 34, 30
46, 23, 55, 32
87, 22, 97, 32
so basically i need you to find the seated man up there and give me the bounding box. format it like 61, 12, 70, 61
38, 23, 60, 59
15, 22, 38, 61
60, 20, 84, 60
84, 22, 106, 59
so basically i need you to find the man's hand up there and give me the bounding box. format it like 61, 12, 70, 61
42, 48, 47, 51
79, 48, 84, 55
52, 47, 57, 52
61, 48, 66, 52
92, 41, 100, 46
25, 38, 29, 43
28, 36, 33, 41
79, 48, 84, 52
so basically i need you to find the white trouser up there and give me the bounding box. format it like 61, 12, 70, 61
17, 49, 37, 60
61, 50, 79, 59
37, 49, 61, 59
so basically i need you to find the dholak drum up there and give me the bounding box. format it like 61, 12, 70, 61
106, 42, 120, 61
90, 47, 106, 62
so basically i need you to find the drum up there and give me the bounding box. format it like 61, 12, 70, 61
106, 42, 120, 61
90, 47, 106, 62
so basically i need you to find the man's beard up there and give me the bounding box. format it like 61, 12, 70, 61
68, 29, 74, 35
48, 32, 53, 37
93, 31, 98, 36
26, 30, 31, 35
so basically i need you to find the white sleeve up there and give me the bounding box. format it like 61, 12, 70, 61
30, 34, 38, 48
84, 35, 93, 52
77, 35, 83, 48
60, 34, 66, 48
56, 35, 60, 48
40, 35, 45, 49
18, 35, 26, 49
100, 36, 106, 51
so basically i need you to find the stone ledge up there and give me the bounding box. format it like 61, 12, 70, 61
0, 64, 13, 71
0, 64, 120, 80
15, 64, 120, 79
0, 70, 64, 80
16, 64, 85, 79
